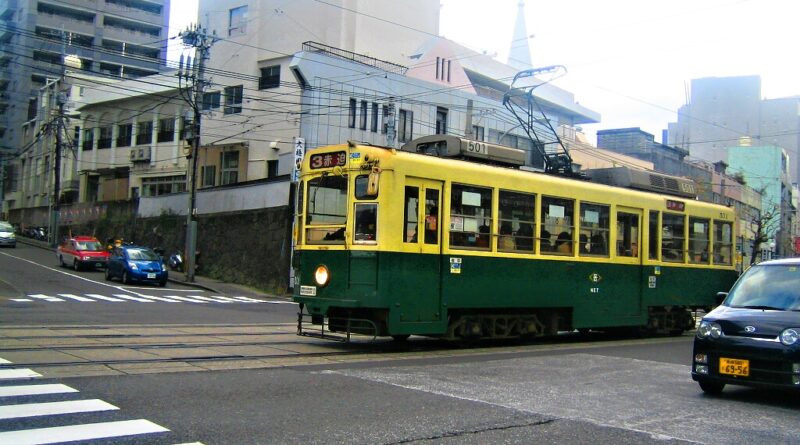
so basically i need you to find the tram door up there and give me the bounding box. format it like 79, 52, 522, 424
401, 178, 443, 323
616, 207, 643, 316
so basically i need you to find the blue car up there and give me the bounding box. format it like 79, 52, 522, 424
105, 245, 168, 286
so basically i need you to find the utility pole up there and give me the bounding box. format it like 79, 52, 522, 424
49, 30, 68, 248
178, 24, 216, 282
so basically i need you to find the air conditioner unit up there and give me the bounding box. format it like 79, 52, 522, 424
130, 146, 151, 163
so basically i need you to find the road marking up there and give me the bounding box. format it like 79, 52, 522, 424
0, 384, 78, 398
27, 294, 64, 302
188, 295, 233, 303
112, 294, 154, 302
85, 293, 126, 302
0, 369, 41, 380
230, 296, 268, 303
0, 419, 169, 444
57, 293, 95, 302
10, 299, 33, 302
163, 295, 208, 303
0, 399, 118, 420
136, 295, 182, 303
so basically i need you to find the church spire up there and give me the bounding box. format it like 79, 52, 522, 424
507, 0, 533, 70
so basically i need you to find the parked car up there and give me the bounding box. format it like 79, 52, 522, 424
692, 258, 800, 394
57, 236, 109, 270
0, 221, 16, 248
105, 245, 168, 286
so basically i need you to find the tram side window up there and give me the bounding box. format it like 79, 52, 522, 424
355, 174, 378, 199
688, 217, 710, 264
305, 175, 348, 244
661, 213, 685, 262
713, 221, 733, 265
648, 211, 659, 260
424, 189, 440, 244
579, 203, 609, 256
450, 184, 492, 250
616, 212, 640, 257
403, 186, 419, 243
541, 196, 574, 255
354, 203, 377, 244
498, 191, 535, 253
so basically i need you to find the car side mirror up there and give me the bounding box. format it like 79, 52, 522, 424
715, 292, 728, 305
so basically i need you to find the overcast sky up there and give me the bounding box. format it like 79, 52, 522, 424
169, 0, 799, 145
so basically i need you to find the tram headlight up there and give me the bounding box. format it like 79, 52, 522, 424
780, 329, 799, 346
697, 321, 722, 339
314, 264, 330, 287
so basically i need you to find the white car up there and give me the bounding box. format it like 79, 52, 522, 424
0, 221, 16, 248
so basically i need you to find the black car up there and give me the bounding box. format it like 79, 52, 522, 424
692, 258, 800, 394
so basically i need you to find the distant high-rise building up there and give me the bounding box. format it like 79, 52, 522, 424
0, 0, 171, 154
507, 0, 533, 70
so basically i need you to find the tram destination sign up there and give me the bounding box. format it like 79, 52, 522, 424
310, 151, 347, 169
666, 199, 685, 211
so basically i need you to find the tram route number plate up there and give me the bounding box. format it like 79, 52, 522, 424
719, 357, 749, 377
300, 286, 317, 296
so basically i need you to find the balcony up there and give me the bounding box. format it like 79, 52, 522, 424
104, 0, 163, 24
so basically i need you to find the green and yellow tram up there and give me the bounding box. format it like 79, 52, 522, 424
292, 137, 739, 341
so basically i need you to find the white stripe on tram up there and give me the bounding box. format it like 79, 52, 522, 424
0, 419, 169, 444
0, 384, 78, 398
57, 294, 95, 302
0, 399, 118, 420
0, 369, 41, 380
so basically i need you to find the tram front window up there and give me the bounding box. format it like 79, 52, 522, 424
306, 175, 348, 244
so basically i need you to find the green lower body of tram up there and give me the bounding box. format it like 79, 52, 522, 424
293, 250, 738, 341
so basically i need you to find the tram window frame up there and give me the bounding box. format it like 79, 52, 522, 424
353, 203, 378, 244
355, 174, 378, 200
688, 217, 710, 264
403, 186, 420, 243
661, 213, 686, 262
713, 221, 733, 266
498, 190, 536, 253
616, 211, 640, 258
649, 211, 659, 260
578, 202, 609, 257
305, 174, 348, 245
449, 184, 492, 250
541, 196, 575, 255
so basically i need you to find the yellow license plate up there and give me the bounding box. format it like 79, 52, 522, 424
719, 358, 750, 376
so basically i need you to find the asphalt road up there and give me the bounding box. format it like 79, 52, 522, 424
1, 243, 798, 445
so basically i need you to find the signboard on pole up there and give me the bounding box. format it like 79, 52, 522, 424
292, 137, 305, 183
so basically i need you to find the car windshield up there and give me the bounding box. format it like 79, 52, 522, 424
726, 264, 800, 311
0, 223, 13, 231
76, 241, 103, 251
127, 249, 160, 261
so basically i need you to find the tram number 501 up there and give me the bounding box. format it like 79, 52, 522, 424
466, 141, 488, 155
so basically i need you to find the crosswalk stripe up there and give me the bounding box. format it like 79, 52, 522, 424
27, 294, 64, 302
163, 295, 208, 303
112, 294, 154, 302
0, 419, 169, 444
206, 295, 243, 303
230, 296, 268, 303
0, 384, 78, 398
57, 293, 95, 302
188, 295, 233, 303
136, 295, 182, 303
0, 399, 118, 420
10, 298, 33, 302
85, 294, 126, 302
0, 369, 41, 380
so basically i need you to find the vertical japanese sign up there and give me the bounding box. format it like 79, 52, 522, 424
292, 137, 305, 183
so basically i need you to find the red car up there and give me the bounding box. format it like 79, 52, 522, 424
57, 236, 110, 270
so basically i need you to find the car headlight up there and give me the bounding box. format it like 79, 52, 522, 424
697, 321, 723, 339
161, 263, 167, 272
314, 264, 330, 287
128, 262, 138, 270
780, 329, 799, 346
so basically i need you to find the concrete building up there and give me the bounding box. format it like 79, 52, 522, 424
666, 75, 800, 185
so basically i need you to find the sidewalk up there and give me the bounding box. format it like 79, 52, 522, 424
18, 237, 288, 300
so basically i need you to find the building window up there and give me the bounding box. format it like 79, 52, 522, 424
360, 100, 367, 130
202, 92, 220, 110
258, 65, 280, 89
97, 126, 112, 149
472, 125, 484, 141
116, 123, 132, 147
348, 98, 356, 128
371, 103, 378, 133
82, 128, 94, 151
136, 121, 153, 145
221, 151, 240, 185
436, 107, 448, 134
157, 117, 175, 143
200, 165, 216, 187
435, 57, 440, 79
381, 105, 389, 134
141, 175, 187, 197
224, 85, 243, 114
267, 160, 278, 178
228, 5, 248, 36
398, 109, 413, 142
